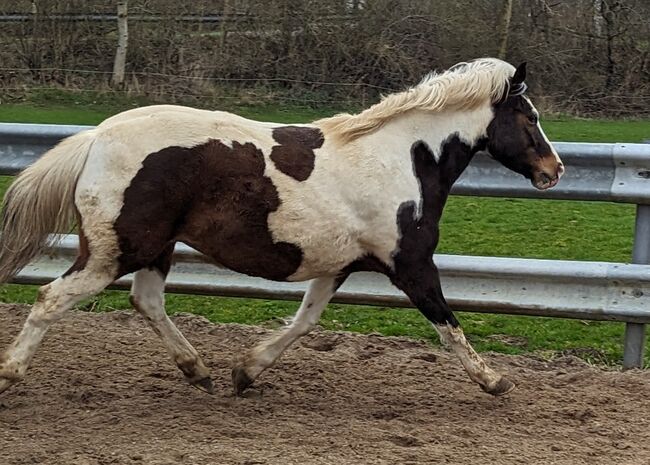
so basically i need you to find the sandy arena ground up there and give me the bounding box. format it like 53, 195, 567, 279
0, 303, 649, 465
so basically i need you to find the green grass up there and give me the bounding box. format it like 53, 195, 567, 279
0, 94, 648, 367
0, 89, 350, 126
0, 101, 343, 127
542, 115, 650, 143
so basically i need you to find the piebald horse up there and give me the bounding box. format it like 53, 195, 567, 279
0, 59, 563, 397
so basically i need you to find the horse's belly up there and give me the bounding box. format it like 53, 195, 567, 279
282, 229, 365, 281
180, 218, 362, 282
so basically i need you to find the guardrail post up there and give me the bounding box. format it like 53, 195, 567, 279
625, 204, 650, 369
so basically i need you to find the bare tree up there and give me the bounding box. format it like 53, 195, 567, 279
112, 1, 128, 87
219, 0, 231, 50
1, 0, 648, 117
497, 0, 514, 59
598, 0, 621, 90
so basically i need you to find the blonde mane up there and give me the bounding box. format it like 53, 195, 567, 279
316, 58, 516, 143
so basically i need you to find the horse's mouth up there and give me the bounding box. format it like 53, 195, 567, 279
532, 172, 560, 190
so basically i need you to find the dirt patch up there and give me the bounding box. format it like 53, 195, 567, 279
0, 303, 649, 465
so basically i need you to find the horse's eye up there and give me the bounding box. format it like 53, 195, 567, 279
528, 115, 538, 125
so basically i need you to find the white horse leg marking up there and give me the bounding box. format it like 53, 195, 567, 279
232, 276, 337, 394
434, 323, 515, 396
130, 268, 213, 394
0, 265, 114, 394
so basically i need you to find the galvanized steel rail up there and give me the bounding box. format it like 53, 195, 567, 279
14, 234, 650, 324
1, 122, 649, 367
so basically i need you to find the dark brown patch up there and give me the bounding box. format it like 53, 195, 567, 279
270, 126, 324, 181
62, 218, 90, 277
114, 139, 303, 281
149, 243, 175, 276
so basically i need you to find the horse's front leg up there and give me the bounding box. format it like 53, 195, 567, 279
392, 259, 515, 396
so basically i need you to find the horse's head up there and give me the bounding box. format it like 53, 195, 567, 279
486, 63, 564, 190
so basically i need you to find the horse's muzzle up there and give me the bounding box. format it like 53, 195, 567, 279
532, 159, 564, 190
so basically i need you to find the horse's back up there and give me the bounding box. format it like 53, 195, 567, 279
78, 105, 283, 201
97, 104, 280, 132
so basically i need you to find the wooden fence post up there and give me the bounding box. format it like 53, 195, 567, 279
112, 1, 128, 87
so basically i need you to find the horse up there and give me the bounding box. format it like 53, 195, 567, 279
0, 58, 563, 398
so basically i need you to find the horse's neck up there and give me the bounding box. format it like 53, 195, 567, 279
359, 106, 492, 188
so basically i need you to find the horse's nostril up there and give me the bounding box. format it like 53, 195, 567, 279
557, 163, 565, 176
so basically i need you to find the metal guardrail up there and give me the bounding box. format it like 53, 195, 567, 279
1, 123, 649, 367
13, 235, 650, 324
459, 143, 650, 205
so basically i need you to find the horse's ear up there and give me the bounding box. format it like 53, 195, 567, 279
498, 62, 528, 102
512, 62, 527, 85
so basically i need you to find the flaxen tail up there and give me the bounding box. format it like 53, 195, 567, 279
0, 130, 95, 283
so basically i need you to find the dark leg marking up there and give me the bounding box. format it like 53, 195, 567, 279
62, 219, 90, 277
270, 126, 324, 181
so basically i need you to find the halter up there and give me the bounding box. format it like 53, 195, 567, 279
508, 81, 528, 97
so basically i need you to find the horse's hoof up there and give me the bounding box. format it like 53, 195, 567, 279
480, 377, 515, 396
190, 376, 215, 395
232, 366, 254, 396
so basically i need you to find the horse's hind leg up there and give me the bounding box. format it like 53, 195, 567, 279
129, 248, 213, 394
0, 250, 116, 394
232, 276, 339, 395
